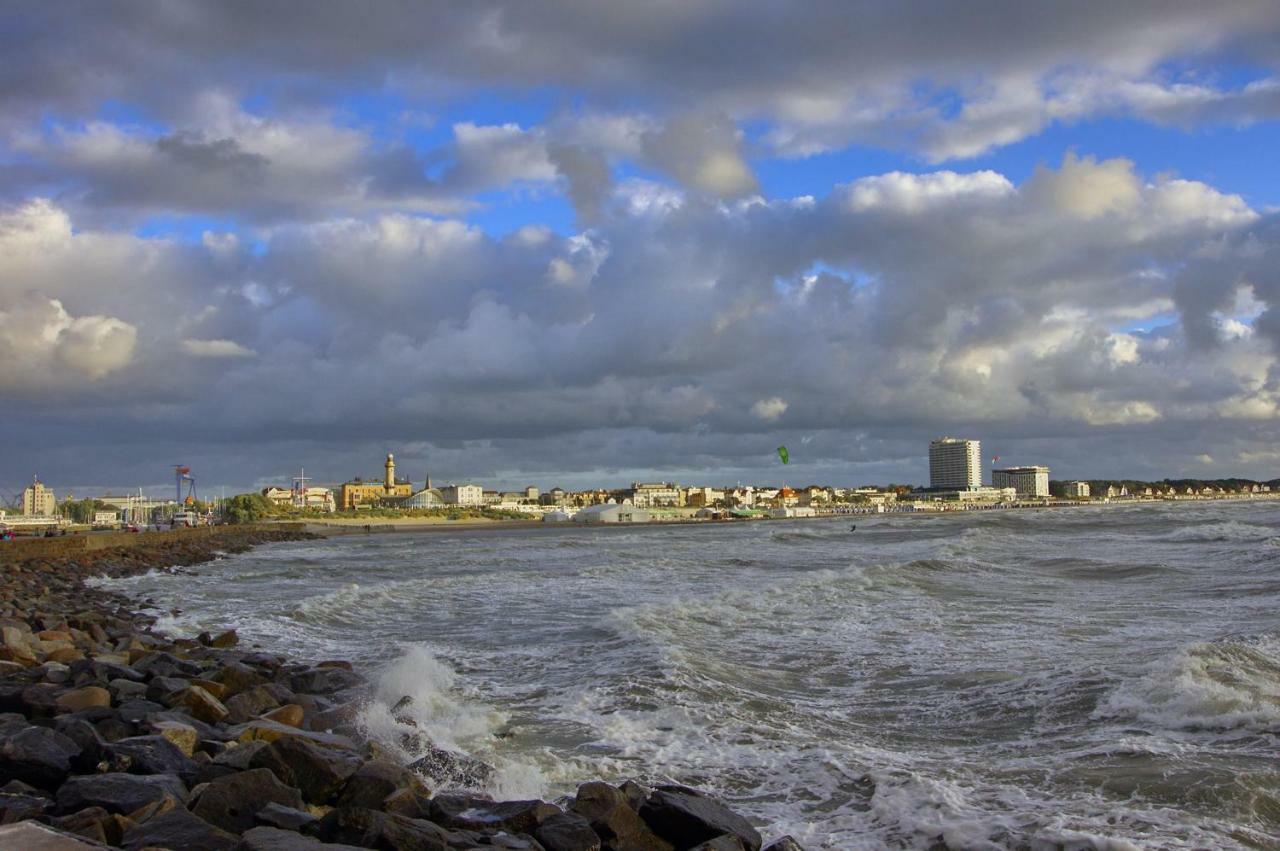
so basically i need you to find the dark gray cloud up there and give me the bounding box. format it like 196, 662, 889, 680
4, 3, 1280, 493
3, 153, 1279, 492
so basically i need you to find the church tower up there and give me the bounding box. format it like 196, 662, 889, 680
384, 453, 395, 492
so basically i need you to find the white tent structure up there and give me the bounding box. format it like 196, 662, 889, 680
573, 504, 651, 524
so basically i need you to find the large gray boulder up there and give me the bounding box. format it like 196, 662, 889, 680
107, 734, 199, 782
426, 793, 559, 834
0, 725, 81, 788
534, 810, 603, 851
56, 772, 187, 815
249, 735, 361, 804
571, 782, 673, 851
335, 759, 426, 810
235, 826, 366, 850
191, 767, 305, 834
121, 806, 238, 851
638, 788, 761, 851
289, 667, 362, 695
313, 807, 454, 850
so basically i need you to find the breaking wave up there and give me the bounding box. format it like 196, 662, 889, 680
1097, 635, 1280, 732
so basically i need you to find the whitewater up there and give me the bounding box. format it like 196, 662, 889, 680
97, 500, 1280, 849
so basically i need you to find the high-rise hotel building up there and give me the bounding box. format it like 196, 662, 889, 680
929, 438, 982, 490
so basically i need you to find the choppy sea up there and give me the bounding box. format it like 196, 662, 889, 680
92, 500, 1280, 849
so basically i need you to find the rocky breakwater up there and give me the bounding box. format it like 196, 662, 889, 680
0, 529, 803, 851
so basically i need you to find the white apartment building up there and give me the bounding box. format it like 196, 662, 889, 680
22, 477, 56, 516
440, 484, 485, 506
992, 466, 1050, 497
630, 482, 682, 508
1062, 481, 1090, 498
929, 438, 982, 490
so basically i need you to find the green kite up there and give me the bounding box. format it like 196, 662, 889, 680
777, 446, 789, 464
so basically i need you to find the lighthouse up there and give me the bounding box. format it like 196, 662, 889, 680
384, 453, 395, 492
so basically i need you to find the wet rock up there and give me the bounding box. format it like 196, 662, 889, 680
639, 788, 761, 851
255, 801, 319, 832
236, 825, 367, 850
213, 662, 267, 697
380, 786, 435, 823
170, 684, 230, 724
262, 703, 304, 727
0, 788, 52, 823
107, 734, 198, 781
49, 805, 115, 844
209, 629, 239, 649
94, 716, 134, 743
54, 686, 111, 714
117, 698, 165, 724
336, 758, 428, 810
0, 724, 81, 788
571, 782, 673, 851
617, 780, 648, 812
56, 772, 187, 815
225, 686, 281, 724
191, 767, 306, 834
690, 837, 748, 851
150, 718, 198, 755
107, 678, 148, 701
193, 678, 232, 701
290, 666, 362, 695
21, 682, 65, 717
213, 739, 270, 770
133, 650, 201, 679
427, 794, 559, 834
534, 811, 602, 851
50, 717, 108, 772
249, 735, 362, 804
121, 806, 238, 851
145, 675, 190, 704
0, 820, 105, 849
315, 807, 456, 849
762, 838, 805, 851
228, 719, 356, 750
89, 659, 144, 683
408, 744, 495, 789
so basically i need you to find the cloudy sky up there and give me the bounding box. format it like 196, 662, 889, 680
4, 1, 1280, 496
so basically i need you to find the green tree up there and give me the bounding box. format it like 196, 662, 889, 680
222, 493, 270, 524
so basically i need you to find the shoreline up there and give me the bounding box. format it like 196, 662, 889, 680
0, 524, 800, 851
290, 490, 1280, 538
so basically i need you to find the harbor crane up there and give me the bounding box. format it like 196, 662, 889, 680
174, 465, 198, 506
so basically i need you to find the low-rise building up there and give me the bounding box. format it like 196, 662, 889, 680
440, 484, 484, 506
992, 466, 1050, 498
769, 506, 817, 518
910, 486, 1017, 502
1061, 481, 1090, 498
684, 487, 726, 508
407, 487, 445, 508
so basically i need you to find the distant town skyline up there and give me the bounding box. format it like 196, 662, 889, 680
4, 3, 1280, 490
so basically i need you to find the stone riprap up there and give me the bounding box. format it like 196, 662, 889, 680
0, 527, 804, 850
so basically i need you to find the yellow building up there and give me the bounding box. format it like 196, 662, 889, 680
339, 453, 413, 510
22, 476, 56, 516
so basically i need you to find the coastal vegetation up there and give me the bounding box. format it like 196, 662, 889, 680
222, 493, 533, 524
